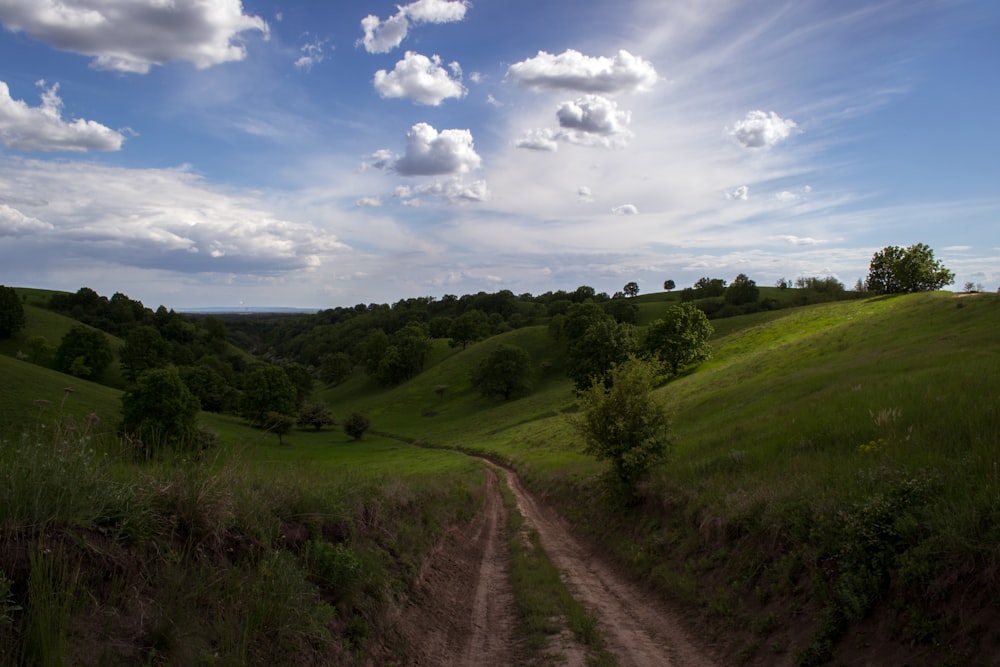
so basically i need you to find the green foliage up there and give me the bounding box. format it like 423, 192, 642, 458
567, 319, 639, 391
283, 362, 314, 408
120, 325, 171, 382
264, 410, 297, 445
25, 335, 53, 363
179, 364, 233, 413
448, 309, 490, 348
725, 273, 760, 306
865, 243, 954, 294
576, 358, 672, 497
343, 412, 371, 440
472, 344, 532, 400
319, 351, 353, 385
241, 365, 297, 426
663, 279, 676, 292
54, 325, 113, 380
121, 367, 201, 452
0, 285, 26, 339
622, 281, 640, 298
374, 323, 432, 386
303, 541, 362, 601
644, 302, 713, 375
603, 297, 639, 324
298, 402, 336, 431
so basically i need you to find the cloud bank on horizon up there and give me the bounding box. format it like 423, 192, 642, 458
0, 0, 997, 308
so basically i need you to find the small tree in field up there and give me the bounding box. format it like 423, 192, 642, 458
645, 303, 713, 375
298, 402, 335, 431
265, 411, 296, 445
121, 368, 200, 454
622, 281, 640, 298
663, 279, 676, 292
343, 412, 370, 440
577, 358, 672, 503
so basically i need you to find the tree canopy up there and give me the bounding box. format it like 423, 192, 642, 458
121, 368, 200, 453
645, 303, 714, 375
865, 243, 955, 294
0, 285, 25, 339
472, 344, 532, 400
241, 365, 297, 427
55, 325, 113, 380
576, 357, 672, 500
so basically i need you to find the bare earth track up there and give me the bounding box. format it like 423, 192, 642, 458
393, 462, 718, 667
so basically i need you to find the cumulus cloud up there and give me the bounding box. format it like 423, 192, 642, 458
374, 123, 482, 176
507, 49, 657, 94
373, 52, 466, 105
555, 95, 632, 147
612, 204, 639, 215
0, 80, 125, 152
0, 0, 268, 73
515, 129, 558, 152
294, 39, 327, 71
577, 186, 594, 203
356, 197, 382, 208
727, 185, 749, 200
729, 110, 798, 149
359, 0, 467, 54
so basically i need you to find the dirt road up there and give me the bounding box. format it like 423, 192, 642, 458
396, 462, 717, 667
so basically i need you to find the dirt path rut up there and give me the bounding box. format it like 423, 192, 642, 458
397, 462, 716, 667
501, 467, 716, 667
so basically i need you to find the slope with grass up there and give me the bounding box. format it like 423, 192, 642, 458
323, 291, 1000, 665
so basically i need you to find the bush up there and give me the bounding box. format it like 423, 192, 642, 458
121, 368, 201, 453
343, 413, 370, 440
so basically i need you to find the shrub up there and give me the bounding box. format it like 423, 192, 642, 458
343, 413, 370, 440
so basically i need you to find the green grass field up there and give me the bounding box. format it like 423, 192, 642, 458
2, 288, 998, 665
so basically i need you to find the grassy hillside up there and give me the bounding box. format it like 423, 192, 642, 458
323, 291, 1000, 664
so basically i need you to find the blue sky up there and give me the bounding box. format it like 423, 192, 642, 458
0, 0, 997, 309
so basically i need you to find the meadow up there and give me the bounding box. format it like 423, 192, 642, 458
1, 287, 998, 664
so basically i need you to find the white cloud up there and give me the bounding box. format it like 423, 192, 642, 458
0, 0, 268, 73
730, 110, 798, 149
403, 0, 469, 23
410, 178, 491, 203
356, 197, 382, 208
294, 39, 327, 71
577, 186, 594, 203
377, 123, 482, 176
373, 52, 466, 105
0, 80, 125, 152
515, 129, 558, 152
486, 94, 502, 107
778, 235, 826, 246
727, 185, 749, 201
0, 157, 344, 274
0, 203, 53, 235
555, 95, 632, 147
507, 49, 657, 94
359, 0, 467, 54
612, 204, 639, 215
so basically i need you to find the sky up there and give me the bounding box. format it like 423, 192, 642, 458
0, 0, 997, 310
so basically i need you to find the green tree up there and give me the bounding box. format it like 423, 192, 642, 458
645, 303, 713, 375
283, 362, 314, 408
663, 279, 676, 292
241, 365, 297, 427
121, 368, 201, 453
622, 281, 640, 298
448, 309, 490, 348
343, 412, 371, 440
562, 301, 610, 344
0, 285, 26, 339
361, 328, 390, 376
179, 365, 232, 413
472, 344, 532, 400
264, 411, 297, 445
319, 352, 354, 385
604, 298, 639, 324
693, 277, 727, 297
576, 358, 672, 500
865, 243, 955, 294
567, 319, 639, 391
120, 325, 171, 382
725, 273, 759, 306
299, 402, 336, 431
375, 324, 432, 386
25, 335, 53, 363
55, 325, 113, 380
